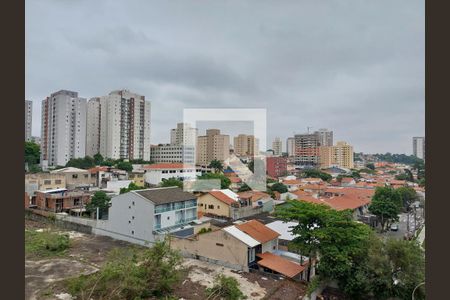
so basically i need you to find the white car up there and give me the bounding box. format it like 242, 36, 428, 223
390, 224, 399, 231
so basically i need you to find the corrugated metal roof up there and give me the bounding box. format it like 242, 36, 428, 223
266, 221, 299, 241
223, 225, 260, 247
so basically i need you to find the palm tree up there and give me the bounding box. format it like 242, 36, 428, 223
208, 159, 224, 173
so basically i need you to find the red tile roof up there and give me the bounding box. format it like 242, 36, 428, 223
282, 179, 302, 185
236, 220, 280, 244
87, 166, 109, 174
256, 252, 306, 278
209, 191, 236, 206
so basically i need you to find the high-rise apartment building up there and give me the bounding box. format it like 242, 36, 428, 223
85, 97, 101, 157
294, 133, 320, 167
320, 141, 354, 169
197, 129, 230, 166
86, 90, 151, 161
286, 137, 295, 157
25, 100, 32, 141
272, 137, 282, 156
413, 137, 425, 160
315, 128, 333, 147
40, 90, 87, 167
170, 123, 198, 146
233, 134, 258, 157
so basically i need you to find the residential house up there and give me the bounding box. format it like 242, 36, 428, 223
172, 219, 308, 280
50, 167, 95, 189
95, 187, 198, 245
34, 188, 91, 214
25, 173, 66, 197
143, 163, 201, 185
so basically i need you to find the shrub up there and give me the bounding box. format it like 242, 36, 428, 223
206, 274, 247, 300
25, 230, 70, 257
64, 240, 183, 299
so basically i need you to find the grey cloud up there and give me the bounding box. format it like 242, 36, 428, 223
26, 0, 424, 154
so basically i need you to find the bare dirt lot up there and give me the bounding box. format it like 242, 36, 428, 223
25, 218, 306, 300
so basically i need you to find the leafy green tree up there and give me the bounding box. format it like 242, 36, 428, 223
301, 168, 332, 182
116, 161, 133, 172
86, 191, 111, 218
270, 182, 288, 194
101, 158, 116, 167
366, 163, 375, 170
25, 141, 40, 167
120, 182, 144, 194
237, 183, 251, 192
396, 187, 418, 211
160, 177, 183, 189
197, 173, 231, 189
276, 201, 372, 283
368, 187, 401, 231
248, 160, 254, 173
93, 153, 104, 165
208, 159, 224, 173
66, 156, 96, 169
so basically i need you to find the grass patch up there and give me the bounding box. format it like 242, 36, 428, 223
25, 229, 70, 258
63, 239, 183, 300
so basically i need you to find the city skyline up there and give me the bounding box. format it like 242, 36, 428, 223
26, 0, 424, 154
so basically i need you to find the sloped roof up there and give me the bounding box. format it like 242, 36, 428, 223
50, 167, 88, 173
208, 190, 237, 205
134, 187, 196, 205
223, 225, 260, 247
256, 252, 305, 278
236, 220, 280, 244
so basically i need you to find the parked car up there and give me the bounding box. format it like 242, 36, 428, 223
390, 224, 399, 231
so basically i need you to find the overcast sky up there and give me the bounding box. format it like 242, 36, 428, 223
26, 0, 424, 154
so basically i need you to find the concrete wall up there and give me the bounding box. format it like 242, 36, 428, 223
171, 229, 249, 271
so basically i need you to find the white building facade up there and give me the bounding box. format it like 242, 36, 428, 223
170, 123, 198, 147
25, 100, 32, 142
144, 163, 201, 185
40, 90, 87, 167
272, 137, 282, 156
150, 144, 195, 164
86, 90, 151, 161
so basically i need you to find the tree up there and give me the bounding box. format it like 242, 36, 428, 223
301, 169, 332, 182
25, 141, 40, 167
396, 187, 418, 212
238, 183, 251, 192
116, 161, 133, 172
366, 163, 375, 170
93, 153, 104, 165
208, 159, 224, 173
86, 191, 111, 218
197, 173, 231, 189
248, 160, 254, 173
160, 177, 183, 189
66, 156, 95, 169
276, 201, 372, 284
270, 182, 288, 194
101, 158, 116, 167
120, 182, 144, 194
368, 187, 402, 231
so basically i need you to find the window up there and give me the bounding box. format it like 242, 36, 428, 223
132, 216, 135, 220
131, 231, 134, 235
208, 205, 214, 209
73, 198, 81, 206
132, 201, 135, 205
55, 180, 62, 184
84, 174, 89, 178
167, 216, 170, 220
217, 205, 220, 209
128, 220, 131, 224
43, 180, 51, 185
216, 243, 224, 247
72, 174, 78, 179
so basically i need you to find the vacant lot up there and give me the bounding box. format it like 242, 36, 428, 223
25, 218, 306, 300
